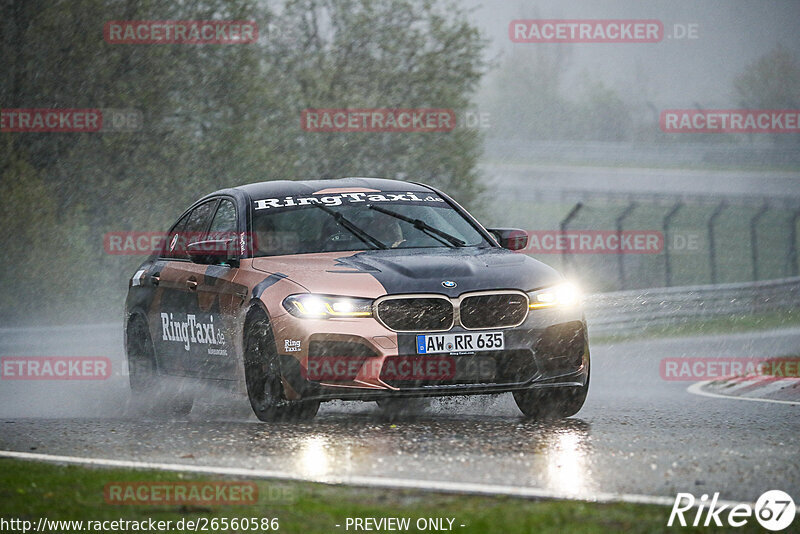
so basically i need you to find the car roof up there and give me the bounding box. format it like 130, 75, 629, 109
227, 177, 436, 200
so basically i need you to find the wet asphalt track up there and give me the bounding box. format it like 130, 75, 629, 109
0, 325, 798, 503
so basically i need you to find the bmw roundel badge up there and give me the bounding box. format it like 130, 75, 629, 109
441, 280, 457, 288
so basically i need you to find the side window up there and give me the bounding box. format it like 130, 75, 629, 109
163, 200, 218, 260
184, 201, 218, 234
207, 199, 239, 258
208, 199, 237, 234
161, 212, 190, 259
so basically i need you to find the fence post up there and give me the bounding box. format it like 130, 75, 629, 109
662, 201, 683, 287
708, 201, 727, 284
616, 202, 637, 289
559, 202, 583, 275
750, 202, 769, 281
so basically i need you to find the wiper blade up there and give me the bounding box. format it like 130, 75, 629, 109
311, 203, 387, 250
367, 204, 466, 247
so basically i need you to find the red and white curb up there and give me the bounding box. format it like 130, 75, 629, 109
688, 375, 800, 406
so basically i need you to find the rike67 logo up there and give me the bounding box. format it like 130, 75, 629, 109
668, 490, 795, 531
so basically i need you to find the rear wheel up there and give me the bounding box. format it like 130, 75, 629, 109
513, 368, 589, 420
126, 315, 193, 417
243, 311, 319, 422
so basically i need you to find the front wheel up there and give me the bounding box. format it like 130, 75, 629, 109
243, 312, 319, 422
513, 370, 589, 420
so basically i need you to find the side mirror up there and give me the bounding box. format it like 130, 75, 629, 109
487, 228, 528, 251
186, 239, 240, 267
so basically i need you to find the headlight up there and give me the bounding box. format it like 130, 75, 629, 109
283, 294, 374, 319
528, 282, 581, 309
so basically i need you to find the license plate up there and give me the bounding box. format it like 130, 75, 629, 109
416, 332, 504, 354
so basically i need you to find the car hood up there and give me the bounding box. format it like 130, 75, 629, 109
251, 247, 562, 297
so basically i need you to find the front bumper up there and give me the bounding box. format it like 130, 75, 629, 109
269, 305, 589, 402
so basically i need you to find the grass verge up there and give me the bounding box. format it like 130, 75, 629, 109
0, 458, 766, 533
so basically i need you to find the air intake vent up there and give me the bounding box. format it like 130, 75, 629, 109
376, 297, 454, 332
460, 293, 529, 329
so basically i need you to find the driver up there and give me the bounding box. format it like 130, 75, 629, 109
351, 211, 405, 248
373, 219, 405, 248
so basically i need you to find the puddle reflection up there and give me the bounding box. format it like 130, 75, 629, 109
261, 409, 594, 495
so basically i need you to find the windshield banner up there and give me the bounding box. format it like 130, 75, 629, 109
253, 191, 445, 211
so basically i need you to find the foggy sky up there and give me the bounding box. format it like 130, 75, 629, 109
467, 0, 800, 107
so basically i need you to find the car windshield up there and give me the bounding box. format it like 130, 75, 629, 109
251, 191, 491, 256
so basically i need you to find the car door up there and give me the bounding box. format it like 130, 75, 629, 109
188, 197, 250, 379
149, 199, 219, 375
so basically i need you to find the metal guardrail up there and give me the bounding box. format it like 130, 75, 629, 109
585, 276, 800, 334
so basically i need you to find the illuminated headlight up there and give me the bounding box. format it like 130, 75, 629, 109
528, 282, 581, 309
283, 294, 374, 319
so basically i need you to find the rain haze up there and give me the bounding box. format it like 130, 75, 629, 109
1, 0, 799, 531
470, 0, 800, 105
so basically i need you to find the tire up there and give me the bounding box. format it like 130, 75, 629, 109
513, 368, 589, 420
126, 315, 194, 417
243, 311, 319, 422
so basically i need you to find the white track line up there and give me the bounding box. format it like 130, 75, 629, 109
0, 449, 746, 508
687, 380, 800, 406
